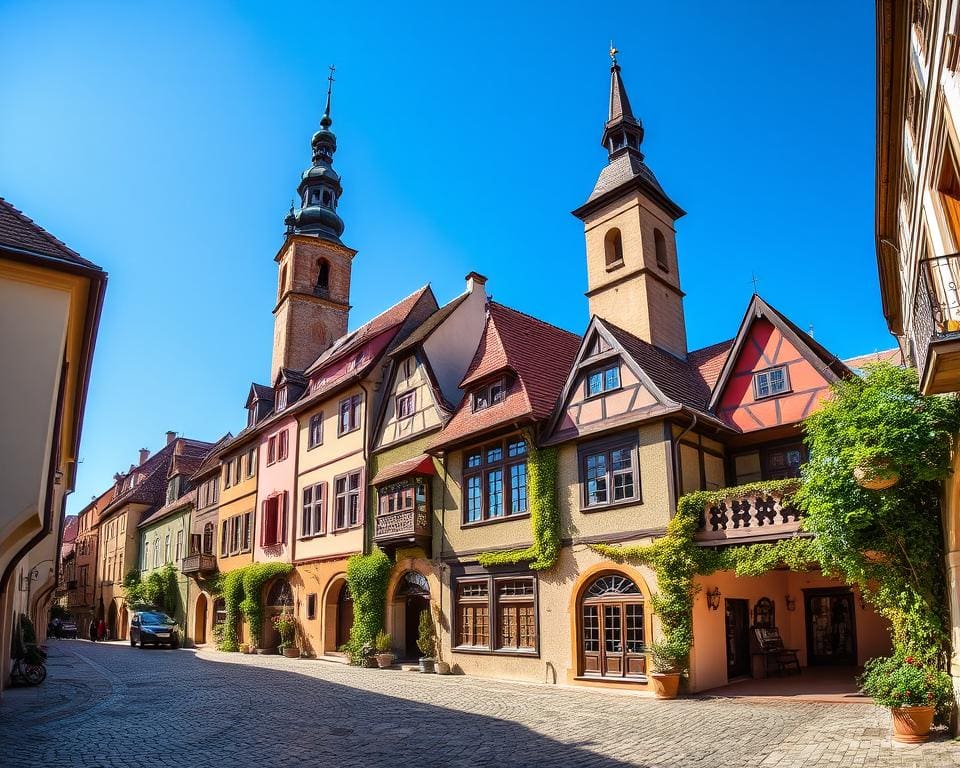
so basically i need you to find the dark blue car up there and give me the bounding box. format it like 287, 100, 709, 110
130, 611, 180, 648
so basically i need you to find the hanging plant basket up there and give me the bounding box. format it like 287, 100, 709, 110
853, 459, 899, 490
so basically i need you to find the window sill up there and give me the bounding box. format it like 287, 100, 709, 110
307, 443, 323, 451
461, 513, 530, 530
331, 524, 363, 535
337, 427, 361, 438
605, 260, 625, 273
298, 533, 327, 541
582, 388, 622, 402
574, 675, 649, 685
753, 389, 793, 401
579, 498, 643, 514
452, 646, 539, 658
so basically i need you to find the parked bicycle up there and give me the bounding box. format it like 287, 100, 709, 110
10, 644, 47, 686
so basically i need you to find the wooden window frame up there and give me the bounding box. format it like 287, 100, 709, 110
301, 481, 327, 539
267, 436, 277, 465
260, 493, 288, 547
396, 390, 416, 419
752, 365, 791, 400
578, 434, 641, 512
246, 447, 257, 478
308, 413, 324, 449
584, 362, 621, 399
338, 394, 362, 436
453, 574, 539, 656
278, 429, 289, 461
333, 469, 364, 532
306, 593, 318, 620
471, 378, 506, 413
461, 437, 528, 526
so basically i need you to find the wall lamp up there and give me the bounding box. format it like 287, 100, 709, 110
706, 587, 721, 611
785, 594, 797, 612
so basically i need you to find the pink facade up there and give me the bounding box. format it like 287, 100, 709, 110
254, 416, 298, 564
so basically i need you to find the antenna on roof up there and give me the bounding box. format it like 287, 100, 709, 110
750, 273, 760, 295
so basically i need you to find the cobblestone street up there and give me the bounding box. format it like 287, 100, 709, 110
1, 640, 957, 768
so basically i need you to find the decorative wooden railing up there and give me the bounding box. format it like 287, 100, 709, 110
695, 486, 803, 543
181, 553, 217, 575
374, 508, 431, 544
911, 254, 960, 390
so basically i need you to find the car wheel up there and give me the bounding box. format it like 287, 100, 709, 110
170, 637, 180, 650
138, 637, 145, 648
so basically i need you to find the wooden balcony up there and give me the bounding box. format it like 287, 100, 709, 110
181, 553, 217, 575
913, 254, 960, 395
373, 508, 431, 552
695, 484, 804, 544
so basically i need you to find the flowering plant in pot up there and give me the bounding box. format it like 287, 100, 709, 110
416, 610, 436, 673
374, 630, 395, 669
273, 611, 300, 658
649, 637, 686, 699
859, 654, 953, 742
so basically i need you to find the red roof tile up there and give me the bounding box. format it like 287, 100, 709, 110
0, 198, 101, 269
843, 348, 902, 370
431, 302, 580, 450
370, 454, 436, 485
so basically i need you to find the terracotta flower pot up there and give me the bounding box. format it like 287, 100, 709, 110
282, 647, 300, 658
891, 706, 935, 743
375, 653, 395, 669
650, 672, 681, 699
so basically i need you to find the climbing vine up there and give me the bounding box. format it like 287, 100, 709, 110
123, 564, 180, 619
217, 562, 293, 651
344, 546, 393, 664
591, 478, 806, 666
477, 440, 561, 570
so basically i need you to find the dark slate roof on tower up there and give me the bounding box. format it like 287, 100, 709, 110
0, 198, 102, 270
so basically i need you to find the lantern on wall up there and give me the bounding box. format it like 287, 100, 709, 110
706, 587, 721, 611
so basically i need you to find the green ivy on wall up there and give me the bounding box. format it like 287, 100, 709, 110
477, 440, 561, 571
123, 564, 180, 619
217, 562, 293, 651
344, 546, 393, 664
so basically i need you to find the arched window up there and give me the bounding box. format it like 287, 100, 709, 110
604, 228, 624, 269
580, 573, 646, 679
153, 538, 160, 569
316, 259, 330, 292
396, 571, 430, 597
654, 229, 669, 272
202, 522, 214, 555
322, 190, 333, 207
266, 578, 292, 608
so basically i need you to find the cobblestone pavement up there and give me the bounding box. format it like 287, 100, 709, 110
1, 640, 958, 767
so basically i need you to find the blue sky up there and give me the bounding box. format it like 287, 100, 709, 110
0, 1, 885, 514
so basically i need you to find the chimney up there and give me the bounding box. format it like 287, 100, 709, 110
465, 271, 488, 296
166, 430, 177, 445
138, 448, 150, 465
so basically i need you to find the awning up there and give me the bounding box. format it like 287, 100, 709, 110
370, 454, 436, 485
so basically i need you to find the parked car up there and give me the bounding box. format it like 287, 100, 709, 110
130, 611, 180, 649
59, 620, 78, 639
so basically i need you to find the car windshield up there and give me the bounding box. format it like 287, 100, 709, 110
139, 612, 175, 625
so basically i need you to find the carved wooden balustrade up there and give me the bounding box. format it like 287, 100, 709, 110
374, 508, 431, 545
181, 553, 217, 575
695, 485, 803, 543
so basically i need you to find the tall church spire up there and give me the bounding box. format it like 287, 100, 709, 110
602, 45, 645, 159
284, 66, 345, 243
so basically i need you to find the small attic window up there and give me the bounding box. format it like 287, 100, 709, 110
472, 378, 506, 412
754, 366, 790, 399
586, 363, 621, 397
248, 406, 257, 427
276, 387, 288, 411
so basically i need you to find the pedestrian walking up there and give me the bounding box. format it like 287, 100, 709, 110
97, 618, 106, 642
89, 619, 97, 642
52, 616, 61, 639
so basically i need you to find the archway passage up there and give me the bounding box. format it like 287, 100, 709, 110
579, 573, 646, 679
395, 571, 430, 660
118, 605, 128, 640
195, 594, 208, 645
107, 601, 118, 641
263, 578, 293, 650
335, 583, 353, 651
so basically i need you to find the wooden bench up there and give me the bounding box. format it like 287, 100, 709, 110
753, 627, 801, 675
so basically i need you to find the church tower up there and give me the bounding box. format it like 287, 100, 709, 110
272, 67, 354, 382
572, 48, 688, 359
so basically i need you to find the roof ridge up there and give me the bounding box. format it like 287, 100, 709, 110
488, 301, 579, 340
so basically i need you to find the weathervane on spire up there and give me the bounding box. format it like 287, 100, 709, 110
609, 41, 618, 66
320, 64, 336, 127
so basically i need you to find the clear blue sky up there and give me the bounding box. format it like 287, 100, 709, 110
0, 1, 886, 514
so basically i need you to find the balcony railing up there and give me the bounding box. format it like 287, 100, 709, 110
181, 553, 217, 575
695, 484, 803, 544
374, 508, 431, 546
912, 254, 960, 394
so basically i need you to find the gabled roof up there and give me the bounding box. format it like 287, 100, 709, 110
429, 302, 580, 450
246, 383, 274, 408
0, 197, 102, 270
190, 432, 234, 481
275, 368, 307, 388
138, 488, 197, 529
707, 295, 852, 411
390, 291, 471, 358
305, 285, 434, 375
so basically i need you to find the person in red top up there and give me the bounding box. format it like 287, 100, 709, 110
97, 618, 106, 642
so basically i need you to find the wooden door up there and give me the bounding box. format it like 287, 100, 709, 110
725, 599, 750, 679
336, 584, 353, 650
581, 599, 646, 678
405, 597, 429, 659
805, 590, 856, 665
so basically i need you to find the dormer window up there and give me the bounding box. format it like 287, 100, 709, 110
396, 390, 416, 419
165, 476, 180, 506
276, 387, 287, 411
753, 366, 790, 399
248, 407, 256, 427
586, 364, 621, 397
472, 378, 506, 412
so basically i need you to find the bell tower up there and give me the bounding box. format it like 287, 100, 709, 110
572, 47, 688, 359
272, 66, 354, 381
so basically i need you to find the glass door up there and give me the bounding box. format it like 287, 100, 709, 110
804, 590, 856, 665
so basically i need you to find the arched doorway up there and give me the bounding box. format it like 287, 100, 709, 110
118, 605, 129, 640
395, 571, 430, 660
195, 594, 208, 645
263, 578, 293, 650
336, 583, 353, 650
578, 573, 647, 679
107, 601, 118, 641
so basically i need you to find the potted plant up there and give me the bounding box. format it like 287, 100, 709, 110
374, 630, 395, 669
859, 653, 953, 743
417, 610, 436, 673
649, 637, 686, 699
432, 605, 450, 675
360, 642, 378, 667
852, 452, 899, 490
274, 611, 300, 658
